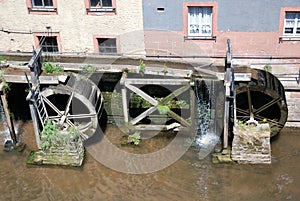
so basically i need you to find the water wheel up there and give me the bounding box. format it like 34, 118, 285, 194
235, 68, 288, 137
40, 73, 103, 139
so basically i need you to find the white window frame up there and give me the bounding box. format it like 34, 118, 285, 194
97, 38, 117, 55
32, 0, 54, 8
29, 0, 56, 12
38, 36, 59, 53
188, 7, 213, 37
89, 0, 115, 12
283, 12, 300, 36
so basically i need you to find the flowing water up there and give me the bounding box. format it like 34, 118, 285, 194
0, 120, 300, 201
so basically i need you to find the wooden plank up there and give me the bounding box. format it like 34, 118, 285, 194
135, 124, 184, 131
125, 83, 158, 106
120, 71, 127, 85
121, 87, 129, 123
3, 74, 59, 84
167, 110, 190, 127
160, 85, 190, 104
130, 106, 157, 125
1, 93, 17, 143
125, 78, 190, 85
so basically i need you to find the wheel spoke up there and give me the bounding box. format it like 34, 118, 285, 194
254, 97, 282, 115
67, 113, 97, 119
42, 95, 63, 116
64, 91, 74, 116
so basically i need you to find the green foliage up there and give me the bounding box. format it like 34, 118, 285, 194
0, 56, 5, 62
161, 65, 168, 74
237, 120, 249, 131
40, 121, 80, 151
0, 69, 10, 91
44, 62, 63, 74
2, 82, 10, 91
128, 131, 141, 145
264, 65, 272, 73
81, 64, 96, 78
157, 104, 170, 115
138, 59, 146, 74
130, 93, 188, 109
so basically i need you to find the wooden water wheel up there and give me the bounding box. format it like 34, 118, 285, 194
235, 68, 288, 137
40, 73, 103, 139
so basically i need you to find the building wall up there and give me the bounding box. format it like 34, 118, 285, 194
0, 0, 145, 55
143, 0, 300, 58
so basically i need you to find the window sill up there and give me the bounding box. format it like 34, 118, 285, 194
279, 36, 300, 42
28, 7, 57, 14
184, 36, 216, 41
86, 7, 116, 15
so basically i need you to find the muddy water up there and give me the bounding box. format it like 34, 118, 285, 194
0, 121, 300, 201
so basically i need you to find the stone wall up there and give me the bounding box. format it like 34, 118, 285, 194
231, 123, 272, 164
0, 0, 145, 55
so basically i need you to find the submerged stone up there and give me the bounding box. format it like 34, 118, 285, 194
27, 143, 85, 167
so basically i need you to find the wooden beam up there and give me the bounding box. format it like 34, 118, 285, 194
1, 92, 17, 143
125, 83, 158, 106
160, 85, 190, 105
125, 78, 190, 85
120, 71, 127, 85
130, 106, 157, 125
167, 110, 190, 127
121, 86, 129, 123
3, 74, 60, 84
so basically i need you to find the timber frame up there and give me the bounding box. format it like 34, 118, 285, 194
120, 71, 195, 132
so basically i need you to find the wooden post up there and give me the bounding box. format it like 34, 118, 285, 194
29, 103, 41, 149
0, 85, 17, 143
190, 81, 195, 130
223, 39, 232, 150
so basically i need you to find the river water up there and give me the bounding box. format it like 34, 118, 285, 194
0, 121, 299, 201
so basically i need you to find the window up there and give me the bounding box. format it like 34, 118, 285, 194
284, 12, 300, 36
85, 0, 116, 14
32, 0, 53, 7
97, 38, 117, 54
26, 0, 57, 14
183, 2, 217, 40
188, 7, 212, 37
38, 36, 59, 53
90, 0, 112, 7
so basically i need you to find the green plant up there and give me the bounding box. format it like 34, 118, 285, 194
44, 62, 63, 74
157, 104, 170, 115
40, 121, 80, 151
264, 65, 272, 73
138, 59, 146, 74
0, 69, 10, 91
3, 82, 10, 91
128, 131, 141, 145
237, 120, 249, 131
161, 65, 168, 74
81, 64, 96, 78
0, 56, 5, 62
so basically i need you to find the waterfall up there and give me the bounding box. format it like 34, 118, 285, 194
194, 80, 220, 159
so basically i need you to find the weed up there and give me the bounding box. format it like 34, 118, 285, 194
43, 62, 63, 74
161, 65, 168, 75
138, 59, 146, 74
157, 104, 170, 115
81, 64, 96, 78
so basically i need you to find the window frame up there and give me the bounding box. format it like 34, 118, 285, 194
93, 35, 120, 55
279, 7, 300, 42
84, 0, 117, 15
33, 33, 61, 53
183, 2, 217, 40
26, 0, 58, 14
